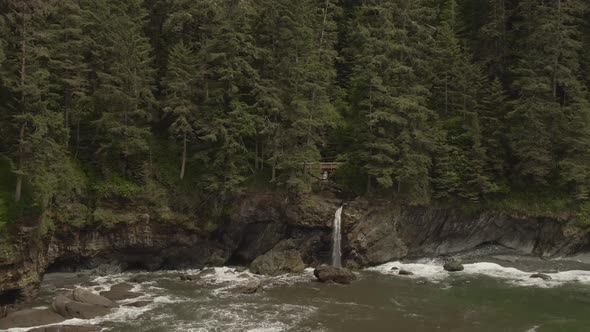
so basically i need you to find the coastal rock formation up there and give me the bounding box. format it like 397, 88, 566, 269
313, 265, 356, 284
1, 192, 588, 308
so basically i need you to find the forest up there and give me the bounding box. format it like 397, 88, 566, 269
1, 0, 590, 230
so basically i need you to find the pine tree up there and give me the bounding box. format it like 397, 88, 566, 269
161, 41, 199, 181
1, 0, 64, 203
346, 0, 440, 202
46, 0, 90, 151
252, 0, 338, 190
508, 0, 587, 188
429, 0, 499, 201
479, 0, 510, 77
88, 0, 155, 176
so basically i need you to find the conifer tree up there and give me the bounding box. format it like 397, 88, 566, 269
161, 41, 199, 181
1, 0, 64, 202
88, 0, 155, 176
46, 0, 90, 150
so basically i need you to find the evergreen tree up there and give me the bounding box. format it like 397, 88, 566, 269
509, 0, 587, 189
46, 0, 90, 151
87, 0, 155, 176
1, 0, 63, 203
253, 0, 338, 190
161, 41, 199, 181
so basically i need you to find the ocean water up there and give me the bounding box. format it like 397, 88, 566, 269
8, 256, 590, 332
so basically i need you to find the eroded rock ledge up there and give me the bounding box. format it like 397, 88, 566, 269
1, 192, 588, 308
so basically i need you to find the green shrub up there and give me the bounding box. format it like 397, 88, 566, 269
94, 173, 142, 199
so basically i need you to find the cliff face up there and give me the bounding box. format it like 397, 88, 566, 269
1, 192, 588, 306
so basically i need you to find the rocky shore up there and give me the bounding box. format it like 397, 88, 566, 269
1, 192, 589, 313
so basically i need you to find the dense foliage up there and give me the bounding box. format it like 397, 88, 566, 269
1, 0, 590, 228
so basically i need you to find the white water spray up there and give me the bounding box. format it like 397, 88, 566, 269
332, 206, 343, 268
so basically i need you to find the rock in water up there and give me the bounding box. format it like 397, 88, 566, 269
53, 295, 111, 319
73, 288, 118, 308
0, 309, 65, 329
180, 275, 193, 281
398, 270, 414, 276
232, 279, 262, 294
100, 283, 141, 301
62, 302, 111, 320
313, 265, 356, 284
28, 326, 99, 332
250, 249, 305, 276
124, 301, 152, 308
530, 273, 552, 281
444, 261, 464, 272
197, 268, 216, 278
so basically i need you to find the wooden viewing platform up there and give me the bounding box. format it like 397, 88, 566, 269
304, 162, 343, 171
303, 162, 344, 179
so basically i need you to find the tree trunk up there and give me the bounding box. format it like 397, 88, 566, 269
180, 133, 187, 180
15, 13, 27, 203
255, 138, 259, 171
75, 119, 81, 158
15, 124, 25, 203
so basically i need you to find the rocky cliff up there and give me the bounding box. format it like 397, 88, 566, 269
1, 192, 588, 308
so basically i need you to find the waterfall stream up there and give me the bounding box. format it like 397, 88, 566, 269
332, 206, 343, 268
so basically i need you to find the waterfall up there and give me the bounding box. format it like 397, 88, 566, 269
332, 206, 343, 268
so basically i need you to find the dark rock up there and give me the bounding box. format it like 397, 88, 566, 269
398, 270, 414, 276
99, 290, 141, 301
390, 267, 399, 271
443, 261, 464, 272
235, 266, 248, 273
347, 205, 408, 266
530, 273, 552, 281
0, 309, 65, 329
73, 288, 117, 308
62, 301, 111, 319
250, 245, 305, 276
28, 326, 99, 332
231, 279, 262, 294
313, 265, 356, 284
110, 283, 134, 292
197, 268, 216, 278
53, 295, 111, 319
124, 301, 152, 308
129, 275, 151, 284
179, 275, 193, 281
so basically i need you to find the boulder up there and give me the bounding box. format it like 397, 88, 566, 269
179, 275, 193, 281
231, 279, 262, 294
100, 283, 141, 301
530, 273, 552, 281
235, 266, 248, 273
347, 207, 409, 266
29, 326, 99, 332
124, 301, 152, 308
73, 288, 117, 308
100, 289, 141, 301
398, 270, 414, 276
53, 293, 112, 320
250, 245, 305, 276
197, 268, 216, 278
313, 265, 357, 284
129, 275, 151, 284
62, 301, 112, 319
0, 309, 65, 329
390, 267, 399, 271
53, 294, 71, 315
443, 261, 464, 272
